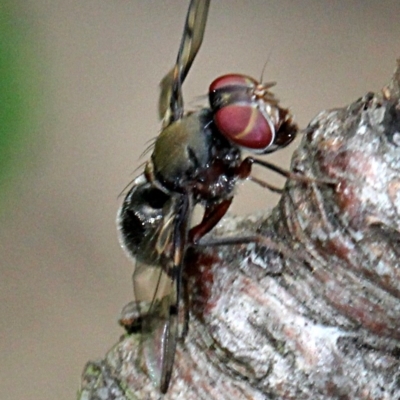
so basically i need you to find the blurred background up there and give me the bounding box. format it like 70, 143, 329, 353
1, 1, 399, 398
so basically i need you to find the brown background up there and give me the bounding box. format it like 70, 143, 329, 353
1, 1, 400, 399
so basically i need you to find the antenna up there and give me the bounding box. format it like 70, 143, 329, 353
259, 48, 274, 83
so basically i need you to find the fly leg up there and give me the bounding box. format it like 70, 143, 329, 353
188, 198, 233, 245
181, 199, 233, 341
247, 175, 284, 194
188, 155, 334, 247
180, 274, 190, 340
236, 156, 337, 190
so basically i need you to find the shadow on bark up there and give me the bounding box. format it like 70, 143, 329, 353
78, 61, 400, 400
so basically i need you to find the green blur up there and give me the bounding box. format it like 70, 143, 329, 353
0, 2, 39, 210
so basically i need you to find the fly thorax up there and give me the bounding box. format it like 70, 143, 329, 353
151, 109, 214, 191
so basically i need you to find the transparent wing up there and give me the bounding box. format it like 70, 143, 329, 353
132, 193, 192, 393
159, 0, 211, 126
133, 259, 178, 391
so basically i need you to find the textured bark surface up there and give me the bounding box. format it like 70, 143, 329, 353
78, 61, 400, 400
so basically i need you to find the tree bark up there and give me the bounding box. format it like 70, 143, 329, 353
78, 61, 400, 400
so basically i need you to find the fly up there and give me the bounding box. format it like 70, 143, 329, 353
117, 0, 298, 393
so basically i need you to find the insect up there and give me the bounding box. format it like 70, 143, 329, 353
117, 0, 298, 393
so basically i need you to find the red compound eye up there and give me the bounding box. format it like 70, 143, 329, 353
209, 74, 275, 152
214, 104, 274, 150
209, 74, 257, 92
